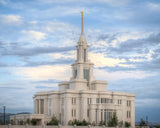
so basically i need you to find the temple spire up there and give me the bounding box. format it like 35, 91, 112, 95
81, 11, 84, 35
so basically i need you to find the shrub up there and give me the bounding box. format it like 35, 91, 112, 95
139, 118, 146, 126
27, 119, 30, 124
125, 121, 131, 127
31, 119, 37, 125
99, 121, 106, 126
47, 116, 59, 125
108, 112, 118, 127
20, 120, 24, 125
68, 119, 90, 126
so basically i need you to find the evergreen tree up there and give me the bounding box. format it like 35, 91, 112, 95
108, 112, 118, 127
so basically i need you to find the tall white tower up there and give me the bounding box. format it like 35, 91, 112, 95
70, 12, 95, 90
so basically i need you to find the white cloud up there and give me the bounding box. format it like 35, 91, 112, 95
147, 2, 160, 11
94, 69, 157, 82
14, 65, 71, 81
0, 14, 23, 24
0, 0, 8, 5
89, 52, 133, 68
22, 30, 46, 41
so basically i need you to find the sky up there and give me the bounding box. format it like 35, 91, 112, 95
0, 0, 160, 123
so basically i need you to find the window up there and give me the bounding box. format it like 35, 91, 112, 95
127, 111, 131, 118
72, 109, 76, 117
101, 98, 105, 103
74, 70, 77, 78
72, 98, 76, 105
127, 100, 131, 106
84, 49, 86, 62
118, 99, 122, 104
84, 69, 89, 80
87, 98, 92, 104
101, 98, 113, 104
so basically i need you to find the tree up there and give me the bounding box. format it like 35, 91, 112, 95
139, 118, 146, 126
26, 119, 30, 125
118, 121, 123, 127
99, 121, 106, 126
47, 116, 59, 125
108, 112, 118, 127
19, 120, 24, 125
0, 118, 3, 125
125, 121, 131, 127
68, 119, 90, 126
31, 119, 37, 125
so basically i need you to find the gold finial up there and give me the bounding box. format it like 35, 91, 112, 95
81, 11, 84, 35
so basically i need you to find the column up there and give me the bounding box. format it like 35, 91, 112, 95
37, 99, 39, 114
44, 97, 48, 115
39, 99, 41, 114
34, 100, 36, 114
90, 106, 95, 123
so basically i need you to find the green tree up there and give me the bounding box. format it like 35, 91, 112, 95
108, 112, 118, 127
68, 119, 90, 126
99, 121, 106, 126
125, 121, 131, 127
139, 118, 146, 126
19, 120, 24, 125
31, 119, 37, 125
0, 118, 4, 125
47, 116, 59, 125
26, 119, 30, 125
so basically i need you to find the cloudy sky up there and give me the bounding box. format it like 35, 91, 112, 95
0, 0, 160, 122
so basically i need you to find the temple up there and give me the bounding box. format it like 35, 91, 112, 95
10, 12, 135, 127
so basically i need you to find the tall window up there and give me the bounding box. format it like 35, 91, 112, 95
72, 97, 76, 105
87, 98, 92, 104
84, 69, 89, 80
72, 109, 76, 117
75, 70, 77, 78
84, 49, 86, 62
118, 99, 122, 104
127, 111, 131, 118
127, 100, 131, 106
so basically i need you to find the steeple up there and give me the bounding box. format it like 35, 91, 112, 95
70, 12, 95, 90
81, 11, 84, 35
78, 11, 87, 45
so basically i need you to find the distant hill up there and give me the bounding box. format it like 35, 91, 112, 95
135, 121, 160, 127
0, 112, 31, 122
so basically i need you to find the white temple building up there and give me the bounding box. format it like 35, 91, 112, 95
10, 12, 135, 127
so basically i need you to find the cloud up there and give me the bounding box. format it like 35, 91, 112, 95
147, 2, 160, 11
94, 69, 157, 82
0, 0, 8, 5
1, 42, 74, 56
22, 30, 46, 41
0, 15, 23, 24
89, 52, 134, 68
136, 98, 160, 108
14, 65, 71, 81
32, 79, 60, 84
24, 59, 74, 67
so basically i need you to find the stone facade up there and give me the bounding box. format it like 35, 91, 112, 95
10, 12, 135, 127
